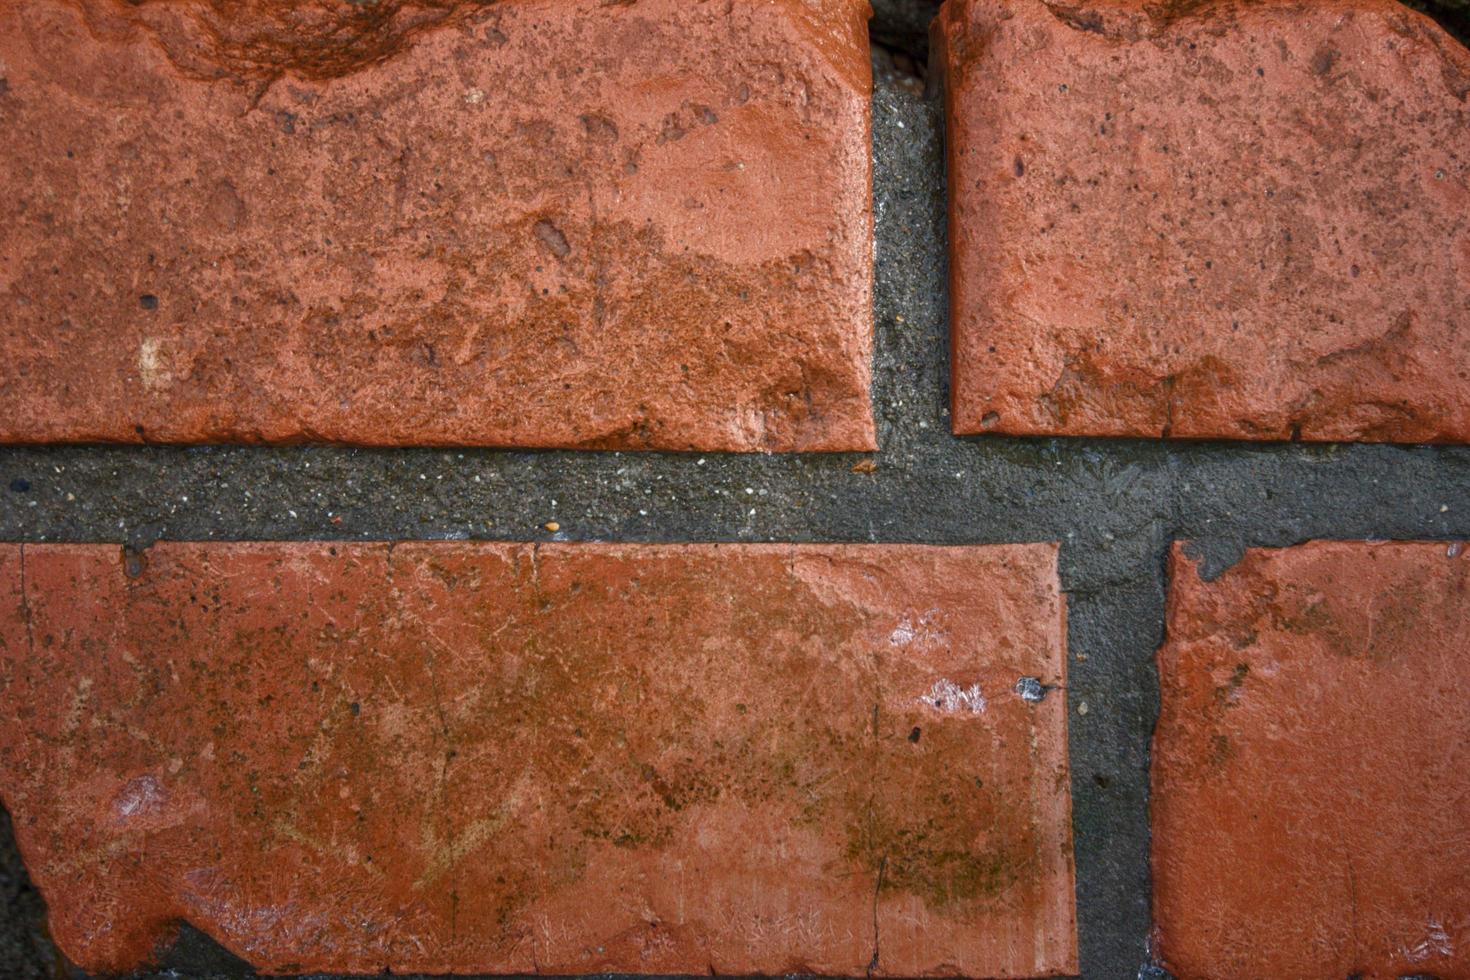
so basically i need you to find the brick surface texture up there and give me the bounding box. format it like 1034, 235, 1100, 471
1153, 541, 1470, 979
0, 0, 876, 452
0, 542, 1076, 977
939, 0, 1470, 443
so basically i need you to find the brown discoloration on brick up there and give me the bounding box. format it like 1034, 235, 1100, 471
0, 0, 875, 452
1153, 541, 1470, 979
938, 0, 1470, 443
0, 542, 1074, 976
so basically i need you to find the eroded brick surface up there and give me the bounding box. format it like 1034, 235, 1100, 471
1153, 541, 1470, 979
939, 0, 1470, 442
0, 542, 1074, 976
0, 0, 875, 451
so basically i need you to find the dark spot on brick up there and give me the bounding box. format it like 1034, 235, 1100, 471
1310, 46, 1339, 77
139, 294, 159, 310
580, 113, 618, 141
1051, 6, 1105, 34
350, 702, 361, 716
908, 726, 921, 743
122, 547, 147, 579
658, 114, 687, 143
1013, 156, 1025, 178
534, 219, 571, 258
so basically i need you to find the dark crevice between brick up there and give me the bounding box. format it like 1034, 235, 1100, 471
1403, 0, 1470, 46
871, 41, 928, 97
868, 0, 941, 61
151, 924, 256, 977
868, 1, 934, 98
0, 805, 62, 979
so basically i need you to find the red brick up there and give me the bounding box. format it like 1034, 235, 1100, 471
0, 542, 1075, 976
0, 0, 875, 452
938, 0, 1470, 442
1153, 541, 1470, 979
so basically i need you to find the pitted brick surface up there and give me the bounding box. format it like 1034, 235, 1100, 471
0, 0, 876, 451
0, 542, 1075, 976
1153, 541, 1470, 979
939, 0, 1470, 442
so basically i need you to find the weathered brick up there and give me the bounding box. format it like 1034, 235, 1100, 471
0, 0, 875, 452
0, 542, 1075, 976
938, 0, 1470, 442
1153, 541, 1470, 979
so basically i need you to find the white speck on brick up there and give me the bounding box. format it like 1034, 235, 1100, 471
1404, 917, 1453, 962
113, 774, 165, 820
889, 611, 948, 649
138, 338, 172, 391
919, 679, 986, 715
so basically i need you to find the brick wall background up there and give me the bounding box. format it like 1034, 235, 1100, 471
1, 1, 1468, 977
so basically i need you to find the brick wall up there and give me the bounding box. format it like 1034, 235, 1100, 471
1, 1, 1468, 978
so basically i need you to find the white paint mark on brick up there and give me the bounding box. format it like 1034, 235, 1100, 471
139, 338, 172, 391
114, 774, 165, 820
919, 678, 986, 715
889, 610, 947, 649
1404, 917, 1453, 962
